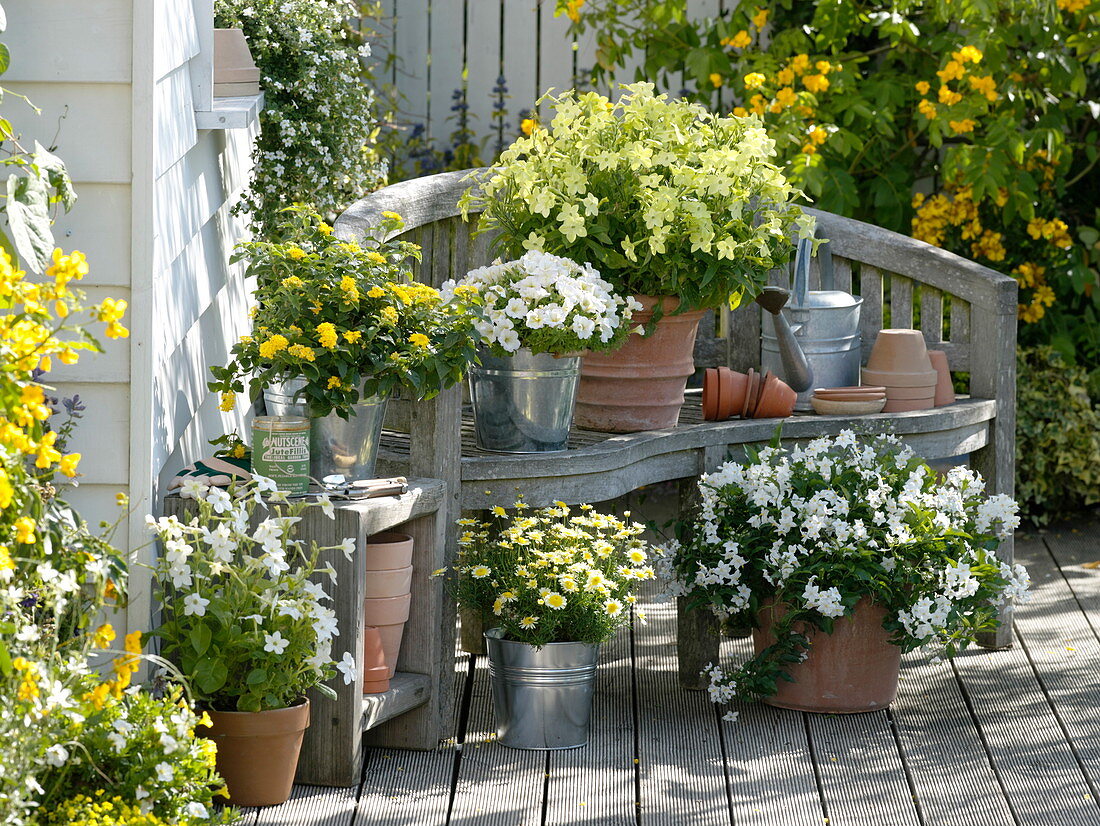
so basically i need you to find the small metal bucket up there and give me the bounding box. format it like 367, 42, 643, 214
264, 377, 388, 482
468, 348, 580, 453
485, 628, 600, 750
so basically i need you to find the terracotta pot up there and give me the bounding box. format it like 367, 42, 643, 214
928, 350, 955, 407
861, 367, 938, 388
882, 396, 935, 413
213, 28, 260, 97
741, 368, 756, 418
881, 384, 939, 400
753, 372, 798, 419
363, 593, 412, 678
364, 565, 413, 599
574, 296, 706, 432
365, 532, 414, 570
702, 368, 719, 420
204, 699, 310, 807
723, 368, 750, 418
865, 328, 937, 374
362, 626, 391, 694
744, 370, 765, 418
753, 598, 900, 713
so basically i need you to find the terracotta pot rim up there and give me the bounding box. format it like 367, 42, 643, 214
366, 532, 414, 546
204, 697, 310, 735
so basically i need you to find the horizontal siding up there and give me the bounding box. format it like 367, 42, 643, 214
60, 484, 131, 555
1, 82, 132, 184
4, 0, 132, 84
154, 0, 201, 82
52, 183, 132, 288
54, 382, 130, 486
154, 64, 199, 178
47, 286, 132, 384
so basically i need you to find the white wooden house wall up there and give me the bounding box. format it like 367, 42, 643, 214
373, 0, 728, 154
5, 0, 257, 633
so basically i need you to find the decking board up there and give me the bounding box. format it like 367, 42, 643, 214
264, 518, 1100, 826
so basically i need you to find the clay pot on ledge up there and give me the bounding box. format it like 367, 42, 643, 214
363, 531, 415, 678
928, 349, 956, 406
861, 329, 937, 413
574, 296, 706, 433
753, 597, 900, 713
702, 367, 750, 421
362, 626, 391, 694
204, 699, 310, 807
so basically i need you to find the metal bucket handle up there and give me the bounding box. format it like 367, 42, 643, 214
792, 237, 835, 305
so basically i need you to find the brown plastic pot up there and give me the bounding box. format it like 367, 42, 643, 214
753, 598, 900, 713
204, 699, 310, 807
574, 296, 706, 432
928, 349, 955, 407
364, 565, 413, 599
362, 626, 391, 694
363, 593, 412, 677
365, 532, 414, 570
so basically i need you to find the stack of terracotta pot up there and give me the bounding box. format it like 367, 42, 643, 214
701, 366, 798, 421
362, 532, 414, 693
861, 329, 943, 413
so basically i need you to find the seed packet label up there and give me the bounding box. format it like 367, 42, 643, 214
252, 421, 310, 495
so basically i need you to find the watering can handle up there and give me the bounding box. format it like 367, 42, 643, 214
793, 237, 813, 307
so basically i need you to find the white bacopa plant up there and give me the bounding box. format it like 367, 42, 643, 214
659, 430, 1029, 708
442, 250, 642, 356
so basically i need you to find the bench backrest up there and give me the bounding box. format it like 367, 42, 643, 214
336, 169, 1018, 496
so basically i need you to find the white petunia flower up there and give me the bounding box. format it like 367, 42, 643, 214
182, 592, 210, 617
336, 651, 358, 685
264, 631, 290, 656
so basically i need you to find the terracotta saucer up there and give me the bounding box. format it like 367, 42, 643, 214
811, 390, 886, 402
815, 385, 886, 396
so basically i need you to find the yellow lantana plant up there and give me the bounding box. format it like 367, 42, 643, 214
209, 205, 480, 418
443, 501, 655, 646
460, 83, 817, 313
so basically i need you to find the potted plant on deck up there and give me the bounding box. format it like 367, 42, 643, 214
442, 250, 641, 452
149, 479, 356, 806
442, 501, 654, 749
661, 431, 1030, 715
460, 82, 817, 433
208, 205, 479, 482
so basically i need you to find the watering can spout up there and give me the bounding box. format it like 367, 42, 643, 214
754, 287, 814, 392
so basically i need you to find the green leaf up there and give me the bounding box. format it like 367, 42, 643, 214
246, 667, 268, 685
194, 656, 229, 695
33, 141, 76, 211
0, 43, 9, 76
5, 171, 53, 273
190, 623, 212, 657
0, 640, 11, 678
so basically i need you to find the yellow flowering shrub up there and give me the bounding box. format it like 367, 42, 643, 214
209, 205, 479, 417
445, 501, 654, 645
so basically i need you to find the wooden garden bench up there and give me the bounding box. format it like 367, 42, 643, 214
336, 169, 1018, 691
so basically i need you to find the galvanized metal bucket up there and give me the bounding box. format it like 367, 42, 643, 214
264, 377, 388, 483
468, 348, 580, 453
761, 238, 862, 411
485, 627, 599, 750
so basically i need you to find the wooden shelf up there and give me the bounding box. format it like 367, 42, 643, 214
362, 672, 432, 732
195, 92, 264, 130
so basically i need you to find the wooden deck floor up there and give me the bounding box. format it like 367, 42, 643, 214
240, 517, 1100, 826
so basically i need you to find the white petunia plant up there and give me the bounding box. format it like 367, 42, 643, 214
150, 479, 354, 712
660, 431, 1029, 707
442, 250, 642, 356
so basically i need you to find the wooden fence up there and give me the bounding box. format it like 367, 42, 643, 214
368, 0, 735, 153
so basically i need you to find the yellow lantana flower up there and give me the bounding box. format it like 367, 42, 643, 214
752, 7, 769, 27
59, 453, 81, 478
219, 390, 237, 412
316, 322, 338, 349
743, 72, 766, 90
344, 330, 363, 343
408, 333, 431, 349
915, 81, 931, 96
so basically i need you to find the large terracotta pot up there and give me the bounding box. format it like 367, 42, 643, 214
204, 699, 309, 807
364, 532, 414, 570
752, 597, 900, 713
574, 295, 706, 433
364, 593, 412, 678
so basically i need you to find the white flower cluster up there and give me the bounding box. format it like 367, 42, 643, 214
148, 478, 347, 682
442, 251, 641, 354
676, 431, 1027, 636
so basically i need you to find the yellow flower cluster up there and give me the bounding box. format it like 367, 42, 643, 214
50, 793, 173, 826
911, 189, 1005, 262
565, 0, 584, 23
731, 56, 837, 156
1027, 217, 1073, 249
386, 281, 439, 306
916, 45, 995, 127
1013, 262, 1057, 323
316, 322, 338, 349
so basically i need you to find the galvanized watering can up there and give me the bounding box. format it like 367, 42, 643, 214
760, 238, 863, 411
